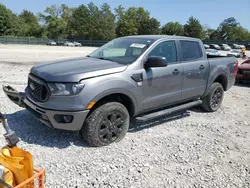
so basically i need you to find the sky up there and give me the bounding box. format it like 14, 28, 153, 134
1, 0, 250, 30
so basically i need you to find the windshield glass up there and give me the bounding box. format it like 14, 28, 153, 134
87, 37, 156, 65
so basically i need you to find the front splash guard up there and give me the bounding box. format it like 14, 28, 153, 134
2, 85, 26, 108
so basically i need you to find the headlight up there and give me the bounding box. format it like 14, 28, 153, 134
48, 82, 85, 96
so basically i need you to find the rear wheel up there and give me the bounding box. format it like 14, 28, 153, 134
81, 102, 130, 147
201, 82, 224, 112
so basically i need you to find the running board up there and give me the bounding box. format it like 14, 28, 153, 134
136, 100, 202, 122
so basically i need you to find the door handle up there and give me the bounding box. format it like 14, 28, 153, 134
172, 69, 180, 75
199, 65, 205, 70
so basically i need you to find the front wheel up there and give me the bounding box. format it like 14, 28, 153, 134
81, 102, 130, 147
201, 82, 224, 112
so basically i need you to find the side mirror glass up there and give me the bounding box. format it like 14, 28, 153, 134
144, 56, 167, 69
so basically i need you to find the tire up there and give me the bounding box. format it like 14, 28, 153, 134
81, 102, 130, 147
201, 82, 224, 112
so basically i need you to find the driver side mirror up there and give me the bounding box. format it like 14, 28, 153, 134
144, 56, 168, 70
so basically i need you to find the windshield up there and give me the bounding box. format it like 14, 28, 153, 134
87, 37, 156, 65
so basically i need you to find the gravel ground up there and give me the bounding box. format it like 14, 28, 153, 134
0, 45, 250, 188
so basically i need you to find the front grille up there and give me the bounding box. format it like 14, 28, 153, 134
243, 70, 250, 75
238, 69, 243, 74
28, 74, 49, 102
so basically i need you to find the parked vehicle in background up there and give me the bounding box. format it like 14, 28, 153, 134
206, 49, 219, 56
239, 45, 246, 49
57, 41, 65, 46
219, 44, 231, 51
204, 44, 210, 49
3, 35, 238, 147
47, 40, 57, 46
246, 43, 250, 50
209, 44, 221, 50
227, 49, 241, 58
232, 44, 241, 49
73, 41, 82, 47
236, 59, 250, 83
64, 41, 75, 46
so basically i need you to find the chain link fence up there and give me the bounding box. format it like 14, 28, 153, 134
0, 36, 249, 47
202, 40, 250, 45
0, 37, 108, 47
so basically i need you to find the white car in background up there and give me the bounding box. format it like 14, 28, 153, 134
204, 44, 210, 49
64, 41, 75, 46
219, 44, 231, 51
232, 44, 244, 49
239, 45, 246, 49
73, 42, 82, 47
227, 49, 241, 58
206, 49, 220, 56
47, 40, 57, 46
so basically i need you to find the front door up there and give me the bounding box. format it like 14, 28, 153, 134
140, 40, 183, 111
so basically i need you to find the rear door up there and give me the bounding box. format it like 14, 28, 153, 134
179, 40, 209, 100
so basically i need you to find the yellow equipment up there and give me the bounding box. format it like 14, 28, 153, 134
0, 113, 45, 188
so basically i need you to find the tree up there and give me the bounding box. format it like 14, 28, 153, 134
232, 26, 250, 40
217, 17, 250, 40
217, 17, 239, 40
184, 16, 203, 38
115, 6, 160, 36
115, 6, 139, 36
70, 4, 90, 39
39, 4, 72, 39
18, 10, 42, 37
161, 22, 184, 36
138, 17, 160, 35
70, 2, 116, 40
0, 4, 19, 36
136, 6, 161, 35
99, 3, 116, 40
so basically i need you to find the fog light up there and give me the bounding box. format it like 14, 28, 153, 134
63, 115, 73, 123
42, 114, 49, 121
54, 115, 74, 123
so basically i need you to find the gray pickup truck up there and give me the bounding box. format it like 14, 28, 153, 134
3, 35, 239, 147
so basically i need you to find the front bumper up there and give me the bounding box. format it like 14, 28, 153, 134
3, 86, 89, 131
236, 69, 250, 82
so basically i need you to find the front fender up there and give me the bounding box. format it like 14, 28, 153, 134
82, 74, 139, 115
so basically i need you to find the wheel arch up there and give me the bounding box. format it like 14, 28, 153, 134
89, 89, 138, 117
212, 74, 228, 91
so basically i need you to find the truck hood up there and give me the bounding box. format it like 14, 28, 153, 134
30, 57, 128, 82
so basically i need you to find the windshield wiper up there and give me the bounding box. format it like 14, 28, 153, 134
96, 57, 117, 62
86, 56, 117, 63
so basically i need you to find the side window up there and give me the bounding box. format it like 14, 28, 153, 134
180, 41, 202, 61
148, 41, 177, 64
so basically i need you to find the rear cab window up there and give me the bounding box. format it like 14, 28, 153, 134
180, 40, 203, 61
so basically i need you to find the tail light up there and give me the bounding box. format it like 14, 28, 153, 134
234, 61, 239, 77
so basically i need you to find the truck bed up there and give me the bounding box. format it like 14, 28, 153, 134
206, 54, 237, 91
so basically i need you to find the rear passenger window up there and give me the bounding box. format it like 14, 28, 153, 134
180, 41, 202, 61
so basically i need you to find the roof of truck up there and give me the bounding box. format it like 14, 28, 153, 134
120, 35, 200, 41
